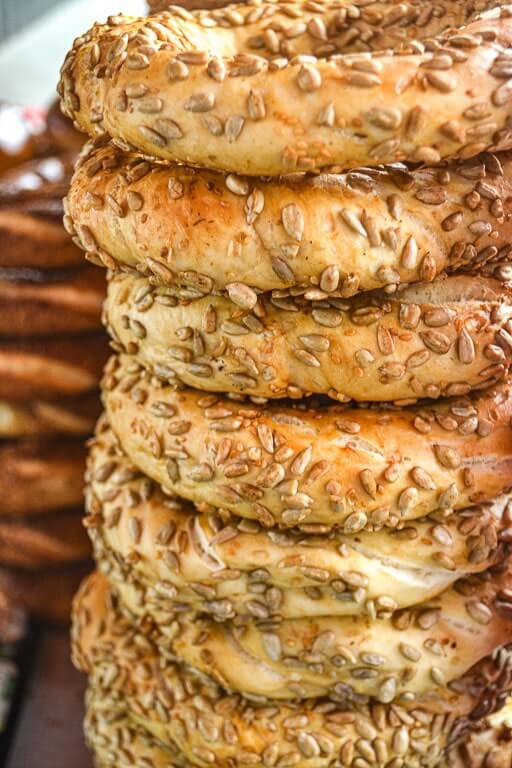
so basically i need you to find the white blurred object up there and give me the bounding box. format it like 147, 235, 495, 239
0, 0, 146, 106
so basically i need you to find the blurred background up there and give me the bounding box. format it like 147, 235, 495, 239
0, 2, 143, 766
0, 0, 145, 104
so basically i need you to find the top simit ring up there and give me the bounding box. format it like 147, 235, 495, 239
59, 0, 512, 175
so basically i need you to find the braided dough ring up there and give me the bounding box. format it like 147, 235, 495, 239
106, 271, 512, 402
67, 144, 512, 298
87, 417, 510, 621
113, 556, 512, 702
85, 686, 512, 768
59, 2, 512, 175
74, 571, 512, 768
103, 354, 512, 531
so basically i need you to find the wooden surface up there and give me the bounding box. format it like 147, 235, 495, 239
6, 625, 91, 768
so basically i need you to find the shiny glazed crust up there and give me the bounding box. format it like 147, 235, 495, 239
106, 271, 512, 402
86, 416, 511, 621
103, 354, 512, 530
85, 685, 512, 768
73, 570, 512, 768
67, 144, 512, 296
59, 2, 512, 175
112, 558, 512, 701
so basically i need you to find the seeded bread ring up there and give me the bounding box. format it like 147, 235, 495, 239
149, 0, 234, 10
74, 571, 512, 768
0, 334, 108, 401
0, 438, 87, 517
59, 2, 512, 175
103, 354, 512, 531
446, 701, 512, 767
67, 144, 512, 299
84, 684, 512, 768
86, 417, 511, 622
0, 265, 105, 337
113, 556, 512, 702
0, 393, 100, 438
0, 508, 90, 569
84, 690, 179, 768
106, 270, 512, 402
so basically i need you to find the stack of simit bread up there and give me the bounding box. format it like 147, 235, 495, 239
0, 107, 108, 623
60, 1, 512, 765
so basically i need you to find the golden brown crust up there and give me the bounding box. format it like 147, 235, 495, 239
0, 393, 100, 437
0, 438, 87, 517
0, 264, 105, 337
85, 685, 512, 768
68, 143, 512, 297
58, 2, 512, 175
86, 416, 511, 621
86, 685, 512, 768
445, 710, 512, 767
106, 270, 512, 402
113, 559, 512, 702
103, 354, 512, 531
73, 571, 512, 768
0, 508, 90, 569
0, 333, 108, 401
0, 211, 82, 269
149, 0, 234, 9
0, 561, 90, 624
84, 692, 180, 768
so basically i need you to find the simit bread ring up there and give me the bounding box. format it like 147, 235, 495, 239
445, 702, 512, 767
86, 416, 511, 621
84, 685, 512, 768
103, 354, 512, 531
113, 555, 512, 702
74, 570, 512, 768
0, 438, 87, 517
58, 1, 512, 175
0, 393, 100, 437
67, 143, 512, 298
84, 686, 512, 768
0, 334, 108, 401
0, 508, 90, 569
149, 0, 235, 9
106, 270, 512, 402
